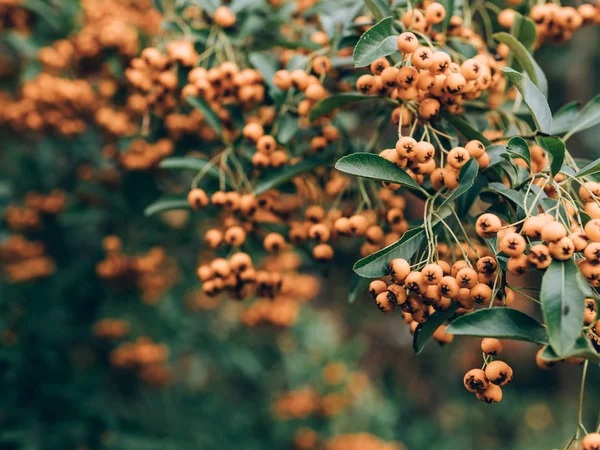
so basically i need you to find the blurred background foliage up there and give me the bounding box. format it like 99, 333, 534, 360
0, 0, 599, 449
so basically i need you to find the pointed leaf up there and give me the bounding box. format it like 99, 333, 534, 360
145, 196, 190, 217
335, 152, 426, 193
441, 158, 479, 206
160, 157, 221, 178
254, 156, 329, 195
309, 94, 383, 122
441, 112, 492, 146
502, 67, 552, 134
551, 100, 581, 135
541, 336, 600, 363
364, 0, 391, 21
446, 308, 548, 343
506, 136, 531, 168
576, 157, 600, 178
536, 136, 565, 177
541, 259, 591, 356
494, 32, 547, 96
353, 227, 425, 278
353, 16, 398, 67
413, 303, 459, 354
567, 94, 600, 137
186, 96, 224, 138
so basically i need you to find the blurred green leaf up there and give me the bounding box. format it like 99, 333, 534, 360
186, 97, 224, 138
413, 304, 459, 354
441, 112, 492, 146
144, 196, 190, 217
309, 94, 384, 122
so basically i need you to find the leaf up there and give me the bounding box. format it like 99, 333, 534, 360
551, 101, 581, 135
151, 0, 164, 13
364, 0, 391, 21
576, 157, 600, 178
335, 152, 426, 193
486, 144, 509, 168
441, 158, 479, 206
536, 136, 565, 177
502, 67, 552, 134
353, 17, 398, 68
413, 303, 459, 354
494, 32, 547, 96
510, 12, 537, 52
541, 336, 600, 363
144, 196, 190, 217
487, 182, 538, 212
348, 274, 370, 304
445, 308, 548, 344
186, 97, 224, 138
440, 0, 454, 31
353, 227, 425, 278
160, 157, 219, 176
254, 156, 329, 196
248, 52, 281, 96
540, 259, 592, 357
567, 94, 600, 138
506, 136, 531, 168
276, 114, 299, 144
198, 0, 220, 14
309, 94, 382, 122
441, 112, 492, 146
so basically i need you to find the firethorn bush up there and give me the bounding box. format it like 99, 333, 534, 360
1, 0, 600, 448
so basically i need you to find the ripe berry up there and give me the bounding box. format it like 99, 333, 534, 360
447, 147, 470, 169
476, 383, 502, 403
476, 213, 502, 238
213, 6, 236, 27
464, 368, 489, 393
498, 232, 526, 257
376, 292, 395, 313
485, 360, 513, 386
421, 263, 443, 285
188, 188, 209, 209
481, 338, 503, 356
456, 267, 477, 288
390, 258, 411, 283
548, 237, 575, 260
541, 221, 567, 243
397, 32, 419, 53
369, 280, 387, 298
313, 243, 334, 261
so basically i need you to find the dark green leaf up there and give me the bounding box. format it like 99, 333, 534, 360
144, 196, 190, 217
567, 94, 600, 138
502, 67, 552, 134
160, 157, 218, 176
349, 274, 370, 304
248, 52, 281, 96
576, 157, 600, 178
309, 94, 383, 122
494, 32, 547, 96
509, 12, 537, 52
541, 259, 592, 356
364, 0, 391, 21
487, 182, 538, 212
276, 114, 299, 144
353, 17, 398, 67
536, 136, 565, 177
541, 336, 600, 363
441, 158, 479, 206
151, 0, 164, 13
254, 156, 329, 195
506, 136, 531, 168
551, 101, 581, 135
353, 227, 425, 278
441, 112, 492, 146
186, 97, 223, 138
413, 304, 459, 354
446, 308, 548, 344
335, 152, 425, 193
486, 144, 509, 168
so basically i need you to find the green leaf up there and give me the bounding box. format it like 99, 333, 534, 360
276, 114, 299, 144
441, 0, 454, 32
151, 0, 164, 13
254, 156, 329, 196
441, 112, 492, 146
510, 12, 537, 52
551, 101, 581, 135
566, 94, 600, 138
494, 32, 547, 96
144, 196, 190, 217
197, 0, 220, 14
364, 0, 391, 21
335, 152, 425, 193
353, 227, 425, 278
441, 158, 479, 206
353, 16, 398, 68
248, 52, 281, 96
487, 182, 537, 212
502, 67, 552, 134
446, 308, 548, 344
413, 303, 459, 354
160, 157, 218, 176
506, 136, 531, 168
349, 274, 370, 304
541, 336, 600, 363
186, 97, 224, 138
536, 136, 565, 177
576, 157, 600, 178
541, 259, 591, 357
309, 94, 382, 122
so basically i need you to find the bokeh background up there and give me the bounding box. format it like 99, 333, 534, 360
0, 1, 599, 449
